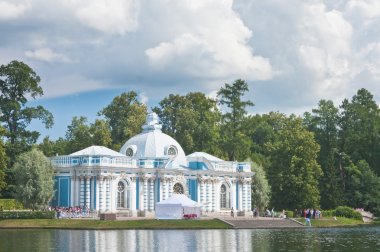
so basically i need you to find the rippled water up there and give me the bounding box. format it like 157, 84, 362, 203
1, 226, 379, 251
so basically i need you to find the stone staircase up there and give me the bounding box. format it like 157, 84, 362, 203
220, 218, 305, 229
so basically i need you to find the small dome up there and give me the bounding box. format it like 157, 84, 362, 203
120, 112, 187, 168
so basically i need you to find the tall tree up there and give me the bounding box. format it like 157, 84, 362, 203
339, 88, 380, 174
251, 162, 271, 212
13, 148, 54, 210
217, 79, 254, 161
65, 116, 92, 153
0, 127, 7, 196
98, 91, 147, 149
90, 119, 112, 147
153, 92, 221, 155
266, 113, 322, 210
0, 60, 54, 164
303, 100, 343, 208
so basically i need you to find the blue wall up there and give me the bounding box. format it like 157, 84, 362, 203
188, 162, 208, 170
53, 176, 71, 207
187, 179, 198, 201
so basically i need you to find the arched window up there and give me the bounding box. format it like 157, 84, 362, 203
167, 146, 177, 156
126, 148, 134, 157
173, 183, 184, 194
117, 181, 125, 208
220, 184, 230, 209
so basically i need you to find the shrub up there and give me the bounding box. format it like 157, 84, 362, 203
322, 210, 334, 217
0, 211, 55, 219
285, 210, 294, 218
334, 206, 363, 220
0, 199, 24, 210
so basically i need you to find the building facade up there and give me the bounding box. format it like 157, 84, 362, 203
51, 113, 253, 216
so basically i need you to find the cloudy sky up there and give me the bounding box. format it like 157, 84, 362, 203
1, 0, 380, 140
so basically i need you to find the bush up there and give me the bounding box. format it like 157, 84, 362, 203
0, 211, 55, 219
0, 199, 24, 210
334, 206, 363, 220
322, 210, 334, 217
285, 210, 294, 218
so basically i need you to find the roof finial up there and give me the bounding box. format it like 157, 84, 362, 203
142, 112, 162, 132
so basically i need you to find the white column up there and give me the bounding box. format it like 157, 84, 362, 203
143, 179, 148, 211
247, 182, 252, 211
131, 178, 136, 211
149, 178, 154, 211
106, 177, 110, 211
70, 176, 75, 207
212, 180, 216, 212
110, 176, 116, 212
80, 177, 85, 207
203, 182, 207, 211
199, 181, 204, 210
99, 177, 103, 212
168, 179, 173, 197
85, 176, 91, 209
231, 180, 236, 210
242, 182, 246, 211
238, 181, 243, 211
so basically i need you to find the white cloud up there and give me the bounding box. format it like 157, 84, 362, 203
0, 1, 29, 19
145, 0, 274, 82
74, 0, 139, 35
139, 92, 149, 104
25, 48, 69, 63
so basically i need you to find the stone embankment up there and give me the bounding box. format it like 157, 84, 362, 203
220, 217, 305, 229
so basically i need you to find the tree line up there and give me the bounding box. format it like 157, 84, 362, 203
1, 60, 380, 215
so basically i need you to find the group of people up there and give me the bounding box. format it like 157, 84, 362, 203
302, 208, 321, 226
52, 206, 92, 219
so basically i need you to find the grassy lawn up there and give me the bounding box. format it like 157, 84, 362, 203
295, 217, 364, 227
0, 218, 231, 230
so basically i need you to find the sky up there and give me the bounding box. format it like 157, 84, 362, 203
1, 0, 380, 140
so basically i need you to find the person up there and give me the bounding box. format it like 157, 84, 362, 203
271, 208, 275, 219
231, 207, 234, 217
305, 217, 311, 226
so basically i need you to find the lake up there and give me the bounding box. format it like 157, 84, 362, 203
1, 226, 379, 251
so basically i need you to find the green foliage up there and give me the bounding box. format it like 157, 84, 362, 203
0, 60, 54, 162
251, 162, 271, 212
321, 210, 334, 217
217, 79, 253, 160
334, 206, 363, 220
153, 92, 221, 155
13, 149, 55, 210
0, 129, 7, 195
0, 199, 23, 210
266, 113, 322, 210
304, 100, 343, 209
339, 88, 380, 175
0, 211, 55, 219
284, 210, 293, 218
98, 91, 147, 149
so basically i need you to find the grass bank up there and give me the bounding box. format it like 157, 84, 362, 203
0, 218, 231, 230
295, 217, 364, 227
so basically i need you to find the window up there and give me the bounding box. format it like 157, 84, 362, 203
117, 181, 125, 208
173, 183, 184, 194
220, 184, 230, 209
126, 148, 134, 157
167, 146, 177, 156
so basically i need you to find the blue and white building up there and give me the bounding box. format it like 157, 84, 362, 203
51, 113, 253, 216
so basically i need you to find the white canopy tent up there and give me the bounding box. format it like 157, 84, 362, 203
155, 194, 202, 219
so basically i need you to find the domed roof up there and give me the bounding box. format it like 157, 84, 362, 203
119, 113, 187, 168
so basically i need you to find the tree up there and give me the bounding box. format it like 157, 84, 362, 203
251, 162, 271, 212
98, 91, 147, 149
266, 114, 322, 210
339, 88, 380, 175
217, 79, 254, 161
303, 100, 343, 209
153, 92, 221, 155
0, 60, 54, 164
0, 127, 7, 195
90, 119, 112, 147
65, 116, 92, 154
13, 148, 54, 210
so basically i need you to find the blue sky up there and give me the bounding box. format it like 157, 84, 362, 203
1, 0, 380, 140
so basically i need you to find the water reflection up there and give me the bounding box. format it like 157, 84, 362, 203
1, 226, 380, 251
